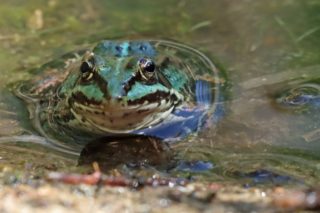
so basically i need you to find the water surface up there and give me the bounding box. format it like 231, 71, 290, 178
0, 0, 319, 185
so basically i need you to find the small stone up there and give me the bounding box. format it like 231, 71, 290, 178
27, 9, 44, 30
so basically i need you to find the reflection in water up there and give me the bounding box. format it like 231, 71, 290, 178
78, 136, 174, 172
233, 169, 303, 187
174, 160, 214, 173
78, 136, 216, 175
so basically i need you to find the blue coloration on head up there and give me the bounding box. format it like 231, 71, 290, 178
130, 42, 156, 57
119, 42, 130, 57
88, 40, 158, 98
93, 40, 156, 58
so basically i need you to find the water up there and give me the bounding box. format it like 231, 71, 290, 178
0, 0, 319, 186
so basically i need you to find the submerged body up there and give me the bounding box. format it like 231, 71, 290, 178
276, 83, 320, 109
16, 40, 224, 150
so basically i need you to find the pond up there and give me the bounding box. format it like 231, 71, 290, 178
0, 0, 319, 190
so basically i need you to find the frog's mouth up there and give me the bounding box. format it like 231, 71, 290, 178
67, 89, 183, 134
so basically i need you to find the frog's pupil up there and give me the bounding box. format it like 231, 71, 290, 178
139, 58, 155, 73
80, 61, 92, 73
144, 61, 155, 72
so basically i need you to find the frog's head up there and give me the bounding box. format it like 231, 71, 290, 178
64, 40, 185, 133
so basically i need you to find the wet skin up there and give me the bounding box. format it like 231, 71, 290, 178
16, 40, 223, 149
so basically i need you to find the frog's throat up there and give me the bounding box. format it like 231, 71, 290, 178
66, 89, 184, 133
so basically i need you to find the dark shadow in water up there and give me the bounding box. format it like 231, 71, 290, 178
232, 169, 304, 187
78, 135, 174, 172
173, 160, 214, 173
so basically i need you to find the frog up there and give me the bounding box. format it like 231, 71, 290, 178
276, 82, 320, 110
14, 40, 225, 154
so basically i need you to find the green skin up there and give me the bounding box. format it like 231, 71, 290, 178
17, 40, 220, 147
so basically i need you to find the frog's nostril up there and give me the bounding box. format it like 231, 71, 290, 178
115, 45, 123, 52
139, 45, 147, 51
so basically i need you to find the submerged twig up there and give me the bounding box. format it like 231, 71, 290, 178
47, 162, 188, 188
274, 16, 297, 43
303, 128, 320, 142
189, 21, 212, 32
296, 26, 320, 43
0, 109, 16, 115
0, 135, 79, 156
239, 65, 320, 90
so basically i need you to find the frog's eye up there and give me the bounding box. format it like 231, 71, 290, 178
80, 57, 95, 80
80, 61, 94, 74
138, 58, 156, 81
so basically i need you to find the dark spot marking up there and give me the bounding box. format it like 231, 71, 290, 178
91, 72, 111, 99
139, 45, 147, 51
71, 92, 102, 106
115, 45, 123, 52
122, 67, 157, 96
125, 60, 135, 70
137, 109, 150, 114
127, 91, 178, 106
159, 57, 170, 69
122, 112, 130, 117
122, 73, 140, 95
159, 118, 164, 123
55, 113, 74, 124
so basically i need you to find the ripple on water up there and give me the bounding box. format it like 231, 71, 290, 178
275, 80, 320, 110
